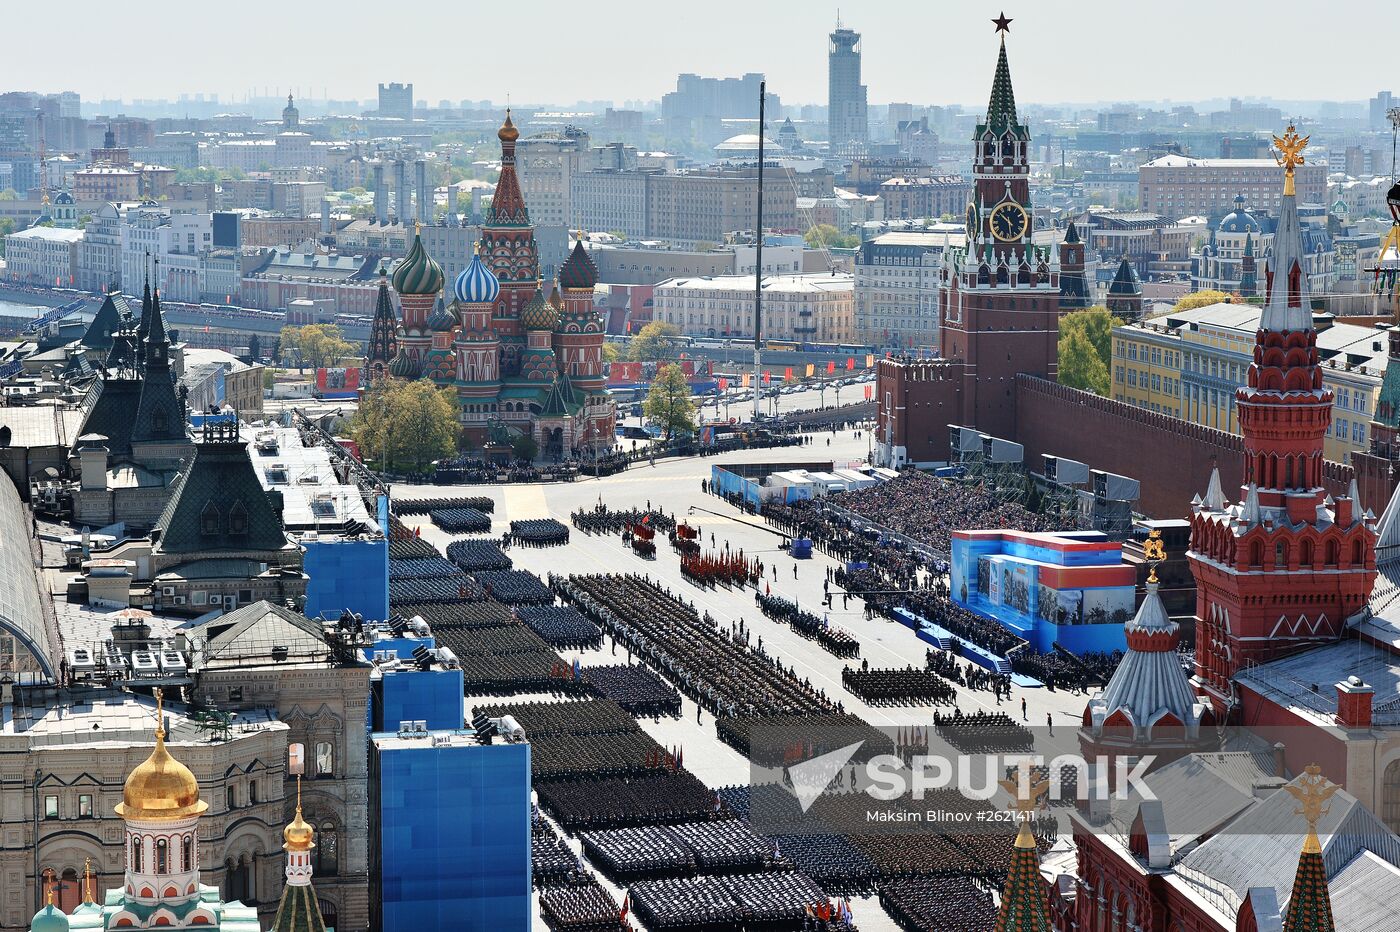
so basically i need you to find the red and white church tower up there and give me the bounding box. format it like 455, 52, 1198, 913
1188, 126, 1378, 715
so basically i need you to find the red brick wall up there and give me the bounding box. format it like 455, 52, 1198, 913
1014, 375, 1356, 519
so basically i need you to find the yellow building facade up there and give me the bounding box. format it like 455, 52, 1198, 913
1112, 302, 1384, 463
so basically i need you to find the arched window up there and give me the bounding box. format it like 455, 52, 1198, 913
182, 835, 193, 872
226, 786, 237, 811
225, 857, 253, 904
57, 867, 81, 912
248, 780, 258, 805
156, 838, 168, 874
315, 742, 334, 777
1275, 541, 1288, 569
1383, 759, 1400, 833
228, 501, 248, 536
318, 900, 338, 929
315, 823, 339, 876
1353, 539, 1364, 566
1250, 539, 1264, 567
132, 837, 144, 873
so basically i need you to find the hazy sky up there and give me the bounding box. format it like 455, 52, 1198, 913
22, 1, 1393, 108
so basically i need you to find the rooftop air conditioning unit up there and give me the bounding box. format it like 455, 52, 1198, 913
173, 596, 186, 605
162, 586, 176, 597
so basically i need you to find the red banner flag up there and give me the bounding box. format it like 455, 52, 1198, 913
784, 366, 793, 380
718, 377, 728, 390
864, 384, 873, 400
763, 370, 771, 384
827, 360, 836, 374
846, 357, 855, 370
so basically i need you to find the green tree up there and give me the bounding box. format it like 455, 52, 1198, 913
350, 380, 458, 474
1057, 307, 1118, 396
1175, 290, 1233, 311
628, 320, 682, 361
643, 363, 696, 441
601, 341, 622, 363
0, 189, 17, 201
511, 432, 539, 462
280, 324, 356, 370
0, 217, 13, 256
804, 223, 859, 249
261, 368, 277, 391
1058, 327, 1109, 395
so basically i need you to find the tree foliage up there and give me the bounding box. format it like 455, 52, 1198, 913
512, 432, 539, 462
643, 363, 696, 441
628, 320, 682, 361
804, 223, 860, 249
601, 341, 622, 363
1174, 290, 1233, 312
1057, 306, 1117, 396
350, 379, 458, 474
278, 324, 356, 370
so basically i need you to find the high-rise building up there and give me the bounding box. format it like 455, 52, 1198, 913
1371, 90, 1395, 131
827, 23, 869, 150
378, 83, 413, 121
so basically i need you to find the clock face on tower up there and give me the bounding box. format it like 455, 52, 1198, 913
989, 202, 1029, 242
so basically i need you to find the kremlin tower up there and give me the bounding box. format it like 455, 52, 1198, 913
1187, 125, 1377, 715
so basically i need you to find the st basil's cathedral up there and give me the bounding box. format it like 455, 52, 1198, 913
363, 111, 616, 460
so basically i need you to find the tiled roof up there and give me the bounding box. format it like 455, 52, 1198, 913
77, 375, 142, 454
154, 432, 290, 555
271, 883, 328, 932
83, 293, 128, 351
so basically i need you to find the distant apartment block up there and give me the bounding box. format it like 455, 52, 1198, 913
1139, 154, 1327, 218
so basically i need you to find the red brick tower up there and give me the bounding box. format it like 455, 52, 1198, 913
1188, 126, 1377, 714
389, 226, 444, 377
938, 15, 1062, 443
481, 110, 537, 378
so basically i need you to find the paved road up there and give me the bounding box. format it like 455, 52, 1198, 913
392, 433, 1087, 930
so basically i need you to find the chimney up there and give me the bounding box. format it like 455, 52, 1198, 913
1335, 495, 1354, 527
415, 159, 428, 224
394, 160, 409, 224
320, 198, 332, 236
1273, 741, 1287, 777
373, 163, 388, 224
1335, 676, 1374, 729
446, 184, 458, 224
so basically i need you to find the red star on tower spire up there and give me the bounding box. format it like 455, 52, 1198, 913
992, 12, 1013, 35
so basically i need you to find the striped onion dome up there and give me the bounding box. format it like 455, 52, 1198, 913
391, 232, 444, 296
454, 251, 500, 305
389, 347, 420, 379
520, 286, 558, 332
427, 297, 456, 332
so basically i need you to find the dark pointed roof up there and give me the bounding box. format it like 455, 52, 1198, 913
982, 36, 1024, 136
994, 822, 1051, 931
76, 374, 141, 455
487, 112, 530, 227
1108, 256, 1142, 297
1282, 846, 1335, 932
83, 292, 129, 352
137, 280, 152, 345
1063, 221, 1080, 245
558, 238, 598, 290
271, 883, 327, 932
365, 273, 398, 370
131, 290, 186, 445
540, 376, 582, 417
153, 423, 289, 555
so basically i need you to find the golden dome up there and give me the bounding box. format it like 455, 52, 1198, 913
115, 690, 208, 823
283, 778, 315, 851
498, 109, 519, 143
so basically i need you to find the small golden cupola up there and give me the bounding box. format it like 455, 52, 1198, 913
115, 689, 209, 822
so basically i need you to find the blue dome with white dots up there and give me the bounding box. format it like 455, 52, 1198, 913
454, 252, 500, 305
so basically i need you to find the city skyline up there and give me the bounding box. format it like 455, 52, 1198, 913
18, 0, 1395, 111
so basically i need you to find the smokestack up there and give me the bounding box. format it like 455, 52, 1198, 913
373, 163, 388, 224
446, 183, 458, 226
320, 198, 332, 236
415, 159, 428, 224
394, 160, 409, 225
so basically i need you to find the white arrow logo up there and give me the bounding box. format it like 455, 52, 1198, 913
787, 741, 865, 813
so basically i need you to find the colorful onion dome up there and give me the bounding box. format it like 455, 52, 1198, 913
284, 806, 315, 851
558, 237, 598, 290
454, 250, 501, 304
520, 285, 558, 331
391, 231, 444, 296
498, 109, 519, 143
389, 347, 420, 379
427, 297, 456, 332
